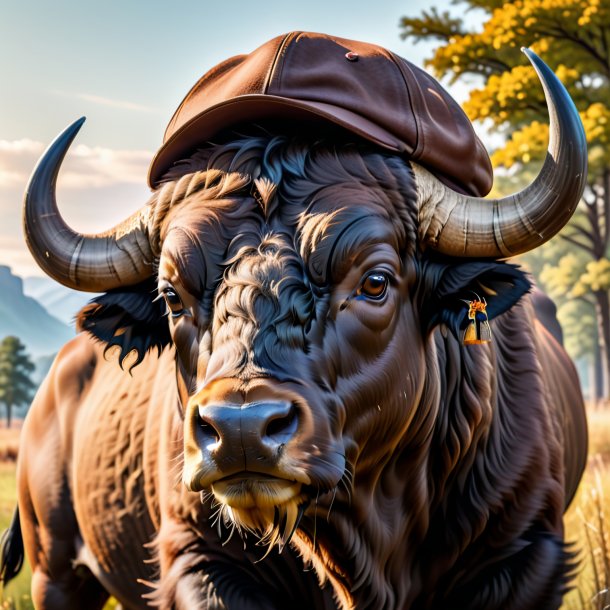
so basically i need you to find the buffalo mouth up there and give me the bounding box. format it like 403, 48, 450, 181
212, 474, 303, 509
208, 473, 311, 551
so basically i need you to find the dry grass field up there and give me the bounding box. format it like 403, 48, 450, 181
0, 426, 20, 463
0, 410, 609, 609
562, 409, 610, 610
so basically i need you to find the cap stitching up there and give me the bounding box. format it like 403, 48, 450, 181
388, 51, 424, 160
263, 32, 297, 94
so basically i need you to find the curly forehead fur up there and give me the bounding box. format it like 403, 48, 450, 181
149, 131, 419, 264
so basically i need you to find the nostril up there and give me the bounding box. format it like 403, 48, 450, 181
265, 404, 298, 443
198, 417, 221, 445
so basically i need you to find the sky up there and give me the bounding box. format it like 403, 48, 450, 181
0, 0, 483, 277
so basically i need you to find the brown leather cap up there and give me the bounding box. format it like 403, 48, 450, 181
149, 32, 493, 196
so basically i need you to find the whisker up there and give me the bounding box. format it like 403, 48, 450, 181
209, 504, 224, 533
313, 486, 319, 553
216, 513, 223, 539
221, 519, 237, 546
200, 490, 214, 505
340, 475, 352, 506
327, 486, 337, 522
285, 503, 306, 548
304, 488, 320, 573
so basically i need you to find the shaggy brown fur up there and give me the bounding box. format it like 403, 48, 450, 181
4, 133, 586, 609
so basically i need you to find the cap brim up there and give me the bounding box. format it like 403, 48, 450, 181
148, 94, 410, 188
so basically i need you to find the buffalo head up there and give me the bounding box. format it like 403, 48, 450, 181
22, 38, 586, 554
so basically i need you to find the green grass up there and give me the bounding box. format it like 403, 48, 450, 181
0, 463, 32, 610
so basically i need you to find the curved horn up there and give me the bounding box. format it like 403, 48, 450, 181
415, 48, 587, 258
23, 118, 154, 291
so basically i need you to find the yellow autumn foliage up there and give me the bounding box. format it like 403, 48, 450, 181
581, 258, 610, 292
413, 0, 610, 171
463, 64, 579, 126
581, 103, 610, 146
491, 121, 548, 167
426, 0, 609, 79
543, 256, 610, 298
540, 253, 584, 296
492, 103, 610, 168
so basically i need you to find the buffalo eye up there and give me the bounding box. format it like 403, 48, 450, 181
162, 287, 185, 318
357, 272, 389, 300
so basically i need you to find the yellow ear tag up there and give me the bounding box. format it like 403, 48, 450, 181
463, 297, 492, 345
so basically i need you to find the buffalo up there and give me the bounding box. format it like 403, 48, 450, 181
1, 33, 588, 609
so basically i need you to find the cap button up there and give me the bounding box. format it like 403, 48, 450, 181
345, 51, 359, 62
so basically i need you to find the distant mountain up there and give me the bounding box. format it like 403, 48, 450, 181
23, 275, 94, 327
0, 266, 75, 358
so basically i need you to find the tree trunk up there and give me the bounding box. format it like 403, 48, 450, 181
5, 401, 12, 428
594, 289, 610, 403
589, 352, 599, 408
593, 341, 603, 408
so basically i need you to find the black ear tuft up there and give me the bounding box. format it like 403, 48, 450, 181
419, 256, 532, 339
76, 278, 171, 370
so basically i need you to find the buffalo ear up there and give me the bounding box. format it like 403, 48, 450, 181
76, 278, 171, 369
419, 257, 532, 339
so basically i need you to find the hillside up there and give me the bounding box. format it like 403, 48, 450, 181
23, 276, 93, 327
0, 266, 74, 358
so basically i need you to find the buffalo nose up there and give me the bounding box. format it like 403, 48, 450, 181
197, 401, 298, 466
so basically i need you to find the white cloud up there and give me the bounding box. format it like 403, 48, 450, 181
76, 93, 159, 113
0, 138, 152, 189
0, 139, 44, 187
51, 89, 159, 114
0, 238, 40, 279
59, 144, 152, 188
0, 139, 43, 154
0, 139, 153, 276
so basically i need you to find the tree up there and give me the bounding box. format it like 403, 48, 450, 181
400, 0, 610, 399
537, 248, 604, 402
0, 336, 35, 428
